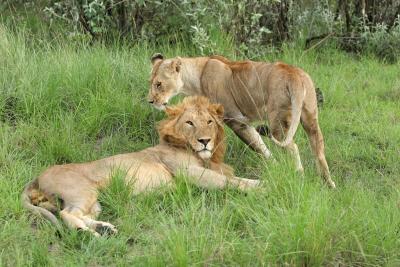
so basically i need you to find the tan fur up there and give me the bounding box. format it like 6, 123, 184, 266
22, 96, 260, 236
148, 55, 336, 188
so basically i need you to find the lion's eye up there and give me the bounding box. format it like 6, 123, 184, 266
156, 82, 162, 89
207, 120, 213, 125
186, 121, 194, 126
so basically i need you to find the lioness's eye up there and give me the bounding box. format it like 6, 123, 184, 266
156, 82, 162, 89
207, 120, 213, 125
186, 121, 194, 126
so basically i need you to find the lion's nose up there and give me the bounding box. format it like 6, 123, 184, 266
198, 138, 211, 146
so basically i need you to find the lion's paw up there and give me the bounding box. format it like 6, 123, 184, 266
94, 222, 118, 236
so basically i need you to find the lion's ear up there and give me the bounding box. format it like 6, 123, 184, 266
210, 103, 224, 120
165, 106, 182, 118
151, 53, 164, 65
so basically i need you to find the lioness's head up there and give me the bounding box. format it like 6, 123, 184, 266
148, 53, 183, 110
158, 96, 225, 162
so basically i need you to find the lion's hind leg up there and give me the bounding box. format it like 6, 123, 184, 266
81, 217, 118, 236
60, 200, 117, 237
60, 206, 101, 237
60, 197, 117, 236
60, 205, 118, 236
80, 201, 118, 236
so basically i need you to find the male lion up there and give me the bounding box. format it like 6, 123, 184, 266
22, 96, 260, 236
148, 54, 335, 188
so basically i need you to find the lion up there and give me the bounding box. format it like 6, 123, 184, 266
22, 96, 260, 236
148, 54, 335, 188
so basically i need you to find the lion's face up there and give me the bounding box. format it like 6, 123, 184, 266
158, 96, 225, 161
175, 108, 220, 160
148, 54, 183, 110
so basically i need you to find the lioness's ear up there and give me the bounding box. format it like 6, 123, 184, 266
210, 103, 224, 119
165, 106, 182, 118
151, 53, 164, 65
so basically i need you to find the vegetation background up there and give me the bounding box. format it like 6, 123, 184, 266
1, 0, 399, 266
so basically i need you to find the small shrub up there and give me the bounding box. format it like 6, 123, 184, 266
360, 18, 400, 63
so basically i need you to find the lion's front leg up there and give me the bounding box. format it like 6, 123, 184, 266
183, 165, 260, 191
228, 176, 261, 191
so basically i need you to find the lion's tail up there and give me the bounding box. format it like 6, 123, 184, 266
21, 179, 61, 227
270, 78, 306, 148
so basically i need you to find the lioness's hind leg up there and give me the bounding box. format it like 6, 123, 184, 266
270, 114, 304, 173
301, 111, 336, 188
286, 142, 304, 173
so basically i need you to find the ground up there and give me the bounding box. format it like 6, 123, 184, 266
0, 28, 399, 266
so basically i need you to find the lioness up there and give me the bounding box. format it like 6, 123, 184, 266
22, 96, 260, 236
148, 54, 335, 188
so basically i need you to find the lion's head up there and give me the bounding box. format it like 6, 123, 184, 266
148, 53, 183, 110
158, 96, 225, 163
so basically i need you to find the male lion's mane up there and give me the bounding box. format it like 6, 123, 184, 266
157, 96, 226, 165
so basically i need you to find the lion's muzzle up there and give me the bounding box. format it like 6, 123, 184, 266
197, 149, 212, 160
196, 138, 213, 160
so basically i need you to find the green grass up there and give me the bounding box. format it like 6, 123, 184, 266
1, 26, 400, 266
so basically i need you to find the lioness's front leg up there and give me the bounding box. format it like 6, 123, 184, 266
184, 165, 260, 191
225, 120, 273, 160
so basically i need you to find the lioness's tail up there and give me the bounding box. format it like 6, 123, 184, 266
21, 179, 61, 227
270, 78, 306, 148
